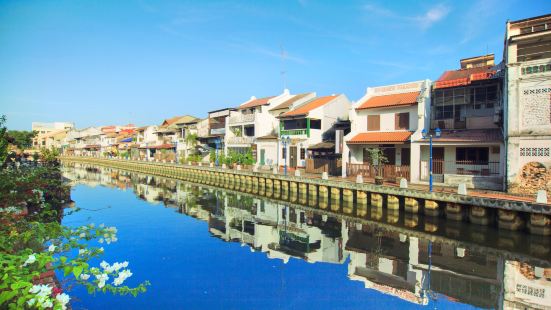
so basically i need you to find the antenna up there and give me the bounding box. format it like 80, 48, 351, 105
280, 45, 287, 91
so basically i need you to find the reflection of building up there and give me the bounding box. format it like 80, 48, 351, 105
503, 261, 551, 309
346, 224, 427, 305
61, 162, 551, 309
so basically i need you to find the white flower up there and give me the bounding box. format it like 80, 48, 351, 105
55, 293, 70, 310
48, 245, 56, 252
99, 238, 104, 244
29, 284, 52, 297
80, 273, 90, 280
113, 269, 133, 286
27, 298, 36, 306
23, 254, 36, 266
78, 249, 87, 256
42, 300, 53, 308
98, 247, 104, 252
99, 223, 104, 228
95, 273, 109, 289
100, 261, 109, 270
79, 232, 86, 238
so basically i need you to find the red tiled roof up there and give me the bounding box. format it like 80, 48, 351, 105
161, 116, 185, 127
84, 144, 101, 149
281, 95, 338, 117
151, 143, 175, 149
433, 129, 502, 143
347, 131, 413, 144
239, 96, 275, 109
434, 66, 496, 89
356, 92, 419, 110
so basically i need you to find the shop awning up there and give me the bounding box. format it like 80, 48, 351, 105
347, 132, 412, 144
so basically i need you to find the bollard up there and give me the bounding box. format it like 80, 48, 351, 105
457, 183, 467, 195
356, 175, 363, 184
322, 172, 328, 180
399, 178, 408, 189
537, 190, 548, 204
295, 170, 301, 177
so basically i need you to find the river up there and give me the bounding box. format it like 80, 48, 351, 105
59, 162, 551, 309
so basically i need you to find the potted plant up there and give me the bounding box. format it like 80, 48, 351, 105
365, 147, 388, 185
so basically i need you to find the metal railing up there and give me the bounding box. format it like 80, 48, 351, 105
280, 129, 308, 136
420, 160, 501, 181
226, 136, 255, 144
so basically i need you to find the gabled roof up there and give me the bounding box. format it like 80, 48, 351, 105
269, 93, 312, 111
281, 95, 338, 117
239, 96, 275, 109
348, 131, 413, 144
161, 115, 197, 127
434, 66, 496, 89
356, 92, 419, 110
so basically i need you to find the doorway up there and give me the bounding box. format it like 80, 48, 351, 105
290, 146, 298, 168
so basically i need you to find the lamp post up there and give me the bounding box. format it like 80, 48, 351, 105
214, 137, 221, 167
281, 135, 291, 176
421, 128, 441, 192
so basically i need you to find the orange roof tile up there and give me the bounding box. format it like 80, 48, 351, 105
434, 66, 496, 89
239, 96, 275, 109
347, 131, 413, 144
356, 92, 419, 110
281, 95, 338, 117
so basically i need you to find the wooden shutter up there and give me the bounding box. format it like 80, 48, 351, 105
395, 113, 409, 130
367, 115, 380, 131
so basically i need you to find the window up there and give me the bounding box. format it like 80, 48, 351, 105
471, 85, 498, 109
367, 115, 380, 131
456, 147, 489, 163
300, 148, 305, 160
310, 119, 321, 129
435, 106, 453, 119
517, 38, 551, 62
395, 113, 409, 130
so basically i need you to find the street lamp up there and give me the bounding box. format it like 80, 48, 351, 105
421, 128, 441, 192
214, 137, 221, 167
281, 135, 291, 176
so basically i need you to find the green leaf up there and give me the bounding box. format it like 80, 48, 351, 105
63, 266, 72, 277
0, 291, 17, 304
72, 265, 83, 278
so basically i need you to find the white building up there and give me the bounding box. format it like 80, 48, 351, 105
224, 90, 294, 161
343, 80, 431, 183
277, 94, 351, 170
504, 14, 551, 193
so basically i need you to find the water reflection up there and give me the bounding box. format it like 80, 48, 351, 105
62, 162, 551, 309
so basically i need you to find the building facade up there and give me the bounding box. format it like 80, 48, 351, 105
343, 80, 431, 183
504, 14, 551, 194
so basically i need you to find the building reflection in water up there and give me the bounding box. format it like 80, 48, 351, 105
62, 162, 551, 309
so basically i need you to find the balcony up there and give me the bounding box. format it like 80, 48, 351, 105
210, 128, 225, 135
227, 136, 255, 145
280, 129, 308, 136
228, 113, 255, 125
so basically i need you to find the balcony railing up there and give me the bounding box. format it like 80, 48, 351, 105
227, 136, 255, 145
420, 160, 501, 181
228, 113, 255, 125
280, 129, 308, 136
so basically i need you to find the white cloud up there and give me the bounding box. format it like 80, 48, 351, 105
362, 2, 451, 30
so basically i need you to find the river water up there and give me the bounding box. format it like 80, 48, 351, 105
59, 162, 551, 309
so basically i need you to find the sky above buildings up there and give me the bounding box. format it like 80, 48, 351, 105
0, 0, 549, 130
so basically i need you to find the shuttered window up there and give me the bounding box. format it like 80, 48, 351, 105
395, 113, 409, 130
367, 115, 380, 131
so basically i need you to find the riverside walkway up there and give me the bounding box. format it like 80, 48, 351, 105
61, 156, 551, 236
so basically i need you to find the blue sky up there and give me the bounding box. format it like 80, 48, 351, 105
0, 0, 549, 130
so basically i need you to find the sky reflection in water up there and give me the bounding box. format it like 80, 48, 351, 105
60, 164, 551, 310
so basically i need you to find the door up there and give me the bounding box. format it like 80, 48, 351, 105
290, 146, 298, 168
432, 147, 444, 174
260, 149, 265, 165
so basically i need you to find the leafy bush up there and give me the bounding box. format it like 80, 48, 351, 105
0, 164, 149, 309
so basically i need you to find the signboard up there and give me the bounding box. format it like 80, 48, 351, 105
210, 128, 226, 135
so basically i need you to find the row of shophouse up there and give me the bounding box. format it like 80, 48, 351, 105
40, 13, 551, 193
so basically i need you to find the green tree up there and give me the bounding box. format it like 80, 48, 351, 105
0, 115, 8, 166
7, 130, 36, 149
